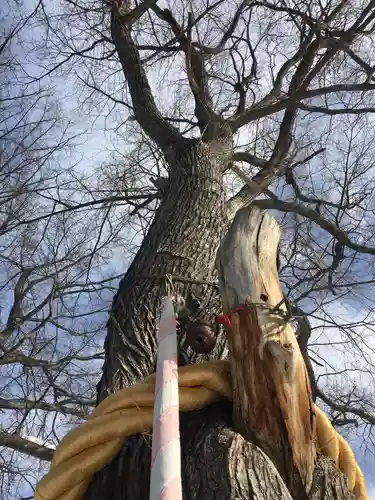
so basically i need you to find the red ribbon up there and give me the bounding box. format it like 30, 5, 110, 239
215, 314, 232, 328
215, 305, 248, 329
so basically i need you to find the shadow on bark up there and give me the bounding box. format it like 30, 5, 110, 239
84, 401, 354, 500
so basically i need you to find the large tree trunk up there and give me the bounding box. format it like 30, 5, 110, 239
96, 136, 231, 398
84, 402, 353, 500
85, 137, 233, 499
84, 137, 356, 500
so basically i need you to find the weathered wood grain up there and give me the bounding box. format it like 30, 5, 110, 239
216, 206, 316, 498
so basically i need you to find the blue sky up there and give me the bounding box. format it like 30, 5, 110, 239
1, 0, 375, 497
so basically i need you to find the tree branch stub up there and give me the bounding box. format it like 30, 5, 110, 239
216, 206, 316, 497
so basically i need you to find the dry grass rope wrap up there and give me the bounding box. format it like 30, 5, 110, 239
35, 360, 367, 500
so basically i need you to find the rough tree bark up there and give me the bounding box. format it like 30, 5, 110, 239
84, 166, 355, 500
85, 166, 352, 500
96, 135, 232, 398
83, 3, 358, 499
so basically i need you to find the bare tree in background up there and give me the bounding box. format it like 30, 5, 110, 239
2, 0, 375, 498
0, 4, 98, 493
0, 2, 176, 496
0, 3, 154, 496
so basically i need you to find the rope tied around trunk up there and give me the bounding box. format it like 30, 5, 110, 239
34, 282, 367, 500
34, 359, 368, 500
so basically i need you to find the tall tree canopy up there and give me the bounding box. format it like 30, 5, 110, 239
1, 0, 375, 498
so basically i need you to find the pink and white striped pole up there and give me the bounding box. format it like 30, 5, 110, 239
150, 295, 183, 500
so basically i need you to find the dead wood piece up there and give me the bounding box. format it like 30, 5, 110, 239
216, 206, 315, 498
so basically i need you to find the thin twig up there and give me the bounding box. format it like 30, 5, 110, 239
135, 274, 219, 288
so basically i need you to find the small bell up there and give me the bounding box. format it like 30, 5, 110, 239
186, 320, 217, 354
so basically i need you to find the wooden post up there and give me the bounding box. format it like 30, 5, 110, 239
216, 206, 316, 498
150, 296, 182, 500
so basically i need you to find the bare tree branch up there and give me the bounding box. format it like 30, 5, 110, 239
252, 198, 375, 255
316, 388, 375, 426
151, 5, 218, 134
0, 397, 88, 418
0, 431, 54, 462
232, 151, 267, 168
110, 2, 182, 149
297, 103, 375, 115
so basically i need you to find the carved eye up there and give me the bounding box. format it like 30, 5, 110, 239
260, 294, 268, 302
